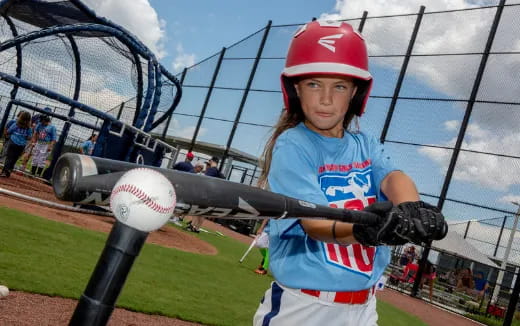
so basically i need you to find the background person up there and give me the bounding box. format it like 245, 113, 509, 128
19, 107, 52, 172
80, 133, 97, 155
473, 271, 489, 299
254, 219, 270, 275
1, 112, 32, 177
186, 156, 225, 233
0, 110, 24, 163
30, 115, 56, 176
399, 245, 416, 266
204, 156, 225, 179
252, 20, 447, 326
173, 151, 195, 173
194, 162, 204, 174
456, 268, 475, 295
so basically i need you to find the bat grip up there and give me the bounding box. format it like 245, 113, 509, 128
343, 210, 381, 225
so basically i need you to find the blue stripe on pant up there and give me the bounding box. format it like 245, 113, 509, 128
262, 282, 283, 326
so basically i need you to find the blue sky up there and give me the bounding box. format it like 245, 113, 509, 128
78, 0, 520, 221
150, 0, 337, 70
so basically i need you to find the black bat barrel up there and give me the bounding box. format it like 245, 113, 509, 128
52, 153, 138, 203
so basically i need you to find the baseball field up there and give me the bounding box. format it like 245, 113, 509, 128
0, 202, 432, 325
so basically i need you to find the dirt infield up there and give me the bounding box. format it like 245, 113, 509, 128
0, 186, 482, 326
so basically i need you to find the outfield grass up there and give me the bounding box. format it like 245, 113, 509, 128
0, 207, 426, 325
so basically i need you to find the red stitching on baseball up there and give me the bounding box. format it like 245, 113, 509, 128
110, 170, 175, 214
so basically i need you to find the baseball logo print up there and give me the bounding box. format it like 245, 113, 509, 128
319, 162, 377, 277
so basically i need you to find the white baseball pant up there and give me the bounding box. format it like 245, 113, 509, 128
253, 282, 378, 326
31, 142, 49, 168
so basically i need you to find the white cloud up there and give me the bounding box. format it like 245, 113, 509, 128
444, 120, 459, 131
82, 0, 166, 59
321, 1, 520, 192
172, 43, 196, 73
320, 1, 490, 98
169, 118, 205, 139
419, 123, 520, 191
499, 195, 520, 206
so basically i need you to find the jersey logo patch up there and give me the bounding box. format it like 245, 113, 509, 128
319, 167, 376, 210
319, 165, 377, 277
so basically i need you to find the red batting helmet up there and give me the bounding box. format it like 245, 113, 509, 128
281, 21, 373, 116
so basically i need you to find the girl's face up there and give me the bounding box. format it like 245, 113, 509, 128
295, 75, 357, 138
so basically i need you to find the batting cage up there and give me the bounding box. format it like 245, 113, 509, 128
0, 0, 182, 209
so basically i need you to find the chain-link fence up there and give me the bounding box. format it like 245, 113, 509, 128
156, 2, 520, 324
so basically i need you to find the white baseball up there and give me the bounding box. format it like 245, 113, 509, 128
110, 168, 176, 232
0, 285, 9, 298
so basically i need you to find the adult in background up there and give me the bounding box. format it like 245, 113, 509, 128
170, 152, 197, 226
186, 156, 225, 233
194, 162, 204, 174
173, 151, 195, 173
399, 245, 417, 266
30, 115, 57, 176
456, 268, 475, 295
1, 112, 32, 177
204, 156, 225, 178
472, 271, 489, 299
0, 110, 25, 163
80, 133, 97, 155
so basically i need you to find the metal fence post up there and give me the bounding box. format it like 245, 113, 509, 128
249, 165, 258, 186
503, 262, 520, 325
220, 21, 272, 171
464, 220, 471, 239
494, 216, 508, 257
357, 11, 368, 32
0, 16, 21, 138
161, 67, 187, 140
437, 0, 505, 210
116, 102, 125, 120
43, 34, 81, 180
189, 47, 227, 152
380, 6, 425, 143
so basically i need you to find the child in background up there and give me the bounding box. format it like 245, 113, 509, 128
30, 115, 56, 176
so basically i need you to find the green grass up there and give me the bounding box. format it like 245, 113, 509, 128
0, 207, 426, 325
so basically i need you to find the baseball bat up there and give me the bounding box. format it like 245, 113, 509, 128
52, 153, 380, 225
239, 237, 258, 263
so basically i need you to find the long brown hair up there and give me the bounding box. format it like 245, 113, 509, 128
16, 111, 31, 129
258, 85, 359, 188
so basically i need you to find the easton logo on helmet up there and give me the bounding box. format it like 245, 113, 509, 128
318, 34, 343, 52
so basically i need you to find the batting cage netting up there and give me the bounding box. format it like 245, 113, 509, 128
0, 0, 181, 212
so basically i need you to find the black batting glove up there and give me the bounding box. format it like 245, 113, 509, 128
352, 201, 448, 247
391, 201, 448, 245
352, 201, 408, 246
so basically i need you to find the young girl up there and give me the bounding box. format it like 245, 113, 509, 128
1, 111, 32, 177
253, 21, 447, 326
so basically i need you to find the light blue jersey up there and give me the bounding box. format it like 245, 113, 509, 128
7, 124, 32, 146
34, 123, 56, 143
266, 123, 397, 292
81, 140, 94, 155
